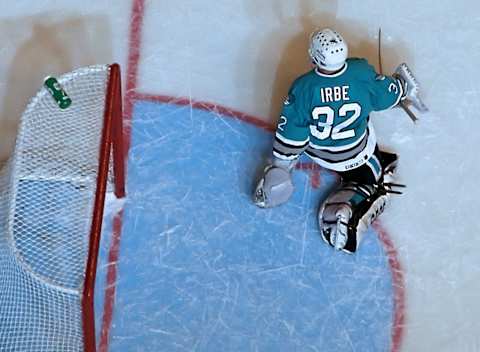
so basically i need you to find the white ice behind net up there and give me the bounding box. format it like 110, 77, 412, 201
0, 65, 110, 352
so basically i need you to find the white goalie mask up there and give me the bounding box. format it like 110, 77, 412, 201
308, 28, 348, 71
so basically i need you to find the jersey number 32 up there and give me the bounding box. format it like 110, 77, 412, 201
310, 102, 361, 140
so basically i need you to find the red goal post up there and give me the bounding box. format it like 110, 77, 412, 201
82, 63, 125, 351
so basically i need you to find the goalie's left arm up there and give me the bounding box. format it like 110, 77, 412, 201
365, 62, 428, 114
362, 61, 405, 111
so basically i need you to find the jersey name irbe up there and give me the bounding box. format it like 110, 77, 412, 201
320, 86, 350, 103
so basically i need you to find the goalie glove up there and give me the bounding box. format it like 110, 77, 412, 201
253, 157, 296, 208
394, 63, 428, 113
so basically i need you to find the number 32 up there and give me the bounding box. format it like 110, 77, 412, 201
310, 102, 361, 140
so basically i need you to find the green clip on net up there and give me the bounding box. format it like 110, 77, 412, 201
44, 76, 72, 109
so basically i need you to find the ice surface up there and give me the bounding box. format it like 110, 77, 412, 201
1, 0, 480, 351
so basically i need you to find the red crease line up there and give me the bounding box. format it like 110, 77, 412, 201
373, 222, 406, 352
133, 92, 275, 132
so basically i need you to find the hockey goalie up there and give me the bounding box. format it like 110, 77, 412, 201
254, 28, 427, 254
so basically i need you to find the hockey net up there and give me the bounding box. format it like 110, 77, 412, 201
0, 64, 125, 352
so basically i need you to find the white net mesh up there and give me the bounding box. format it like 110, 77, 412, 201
0, 65, 114, 352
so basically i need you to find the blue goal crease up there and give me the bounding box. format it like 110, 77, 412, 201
101, 99, 395, 352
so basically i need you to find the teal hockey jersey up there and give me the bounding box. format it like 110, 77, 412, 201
273, 58, 403, 172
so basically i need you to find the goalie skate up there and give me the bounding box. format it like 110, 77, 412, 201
395, 63, 428, 113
